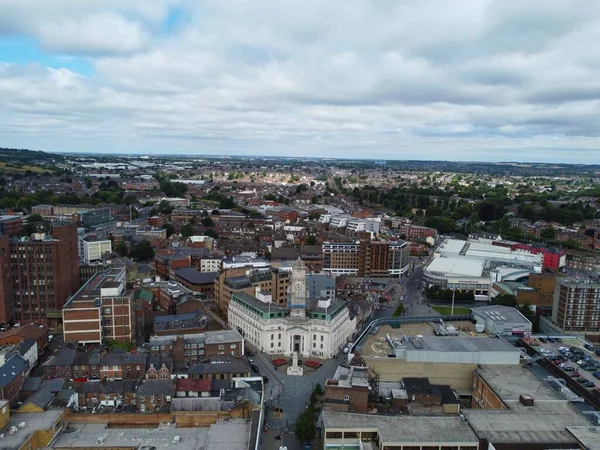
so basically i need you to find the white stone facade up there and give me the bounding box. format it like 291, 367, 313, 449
228, 260, 356, 359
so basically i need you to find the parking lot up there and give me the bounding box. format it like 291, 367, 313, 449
531, 336, 600, 392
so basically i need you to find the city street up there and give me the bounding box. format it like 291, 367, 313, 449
373, 261, 440, 321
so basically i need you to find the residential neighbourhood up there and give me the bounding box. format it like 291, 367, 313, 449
0, 151, 599, 449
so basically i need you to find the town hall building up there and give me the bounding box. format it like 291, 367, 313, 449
228, 260, 356, 359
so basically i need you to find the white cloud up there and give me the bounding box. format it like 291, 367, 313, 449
0, 0, 599, 162
37, 14, 148, 55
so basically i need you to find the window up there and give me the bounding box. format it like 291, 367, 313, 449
271, 334, 274, 340
103, 366, 108, 371
136, 365, 141, 371
344, 395, 349, 401
139, 396, 145, 401
104, 307, 111, 314
321, 335, 324, 341
218, 345, 224, 350
113, 365, 119, 370
230, 344, 236, 349
271, 343, 274, 348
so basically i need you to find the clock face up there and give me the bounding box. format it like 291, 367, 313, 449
295, 283, 303, 291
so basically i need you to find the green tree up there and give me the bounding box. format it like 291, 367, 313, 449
202, 216, 215, 227
540, 227, 556, 239
181, 223, 194, 237
164, 222, 176, 238
517, 302, 536, 324
130, 240, 154, 260
295, 405, 316, 443
491, 294, 518, 307
115, 240, 128, 257
313, 383, 323, 396
392, 303, 405, 317
305, 235, 317, 245
204, 228, 218, 239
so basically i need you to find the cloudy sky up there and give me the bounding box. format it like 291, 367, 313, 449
1, 0, 599, 163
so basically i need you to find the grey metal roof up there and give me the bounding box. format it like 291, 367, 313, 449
205, 329, 243, 345
42, 379, 65, 393
24, 388, 55, 408
0, 355, 27, 388
136, 379, 175, 396
48, 347, 76, 366
21, 376, 42, 391
175, 268, 218, 285
472, 305, 531, 325
322, 410, 479, 444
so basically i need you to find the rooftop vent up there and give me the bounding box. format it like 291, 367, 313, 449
519, 394, 534, 406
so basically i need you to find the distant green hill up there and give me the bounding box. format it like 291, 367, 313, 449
0, 147, 65, 163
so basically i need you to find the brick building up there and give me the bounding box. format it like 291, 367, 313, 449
0, 324, 49, 356
149, 329, 244, 363
0, 235, 13, 326
324, 366, 369, 413
62, 265, 134, 344
0, 215, 23, 236
174, 268, 218, 296
100, 352, 147, 381
136, 379, 175, 412
9, 223, 80, 327
0, 355, 28, 406
552, 278, 600, 341
322, 233, 410, 278
214, 267, 290, 316
397, 223, 437, 240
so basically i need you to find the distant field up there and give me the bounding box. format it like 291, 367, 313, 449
0, 161, 49, 173
432, 305, 472, 315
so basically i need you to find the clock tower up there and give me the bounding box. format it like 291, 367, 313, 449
289, 259, 307, 317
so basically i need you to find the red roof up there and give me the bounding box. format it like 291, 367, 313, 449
176, 378, 212, 392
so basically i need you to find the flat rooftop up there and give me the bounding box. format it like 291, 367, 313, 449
0, 409, 64, 450
51, 420, 252, 450
463, 365, 591, 445
425, 256, 485, 278
472, 305, 531, 326
566, 426, 600, 450
476, 364, 565, 402
323, 410, 479, 444
359, 322, 489, 357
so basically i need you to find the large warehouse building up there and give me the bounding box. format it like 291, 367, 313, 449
423, 239, 542, 299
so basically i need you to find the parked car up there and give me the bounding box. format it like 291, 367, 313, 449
539, 337, 548, 343
563, 366, 575, 372
584, 343, 594, 351
547, 337, 555, 343
581, 380, 595, 388
262, 376, 269, 383
556, 337, 563, 343
251, 364, 259, 373
595, 348, 600, 356
246, 350, 255, 357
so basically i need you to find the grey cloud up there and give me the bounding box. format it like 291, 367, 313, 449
0, 0, 600, 162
